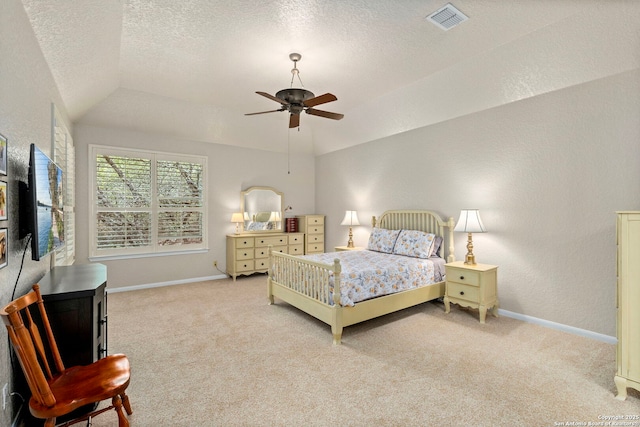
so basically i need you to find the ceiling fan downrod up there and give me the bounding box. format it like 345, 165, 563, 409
289, 53, 305, 88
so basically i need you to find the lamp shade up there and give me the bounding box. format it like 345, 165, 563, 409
454, 209, 486, 233
231, 212, 244, 223
269, 211, 281, 222
340, 210, 360, 226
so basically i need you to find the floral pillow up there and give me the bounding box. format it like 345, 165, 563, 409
392, 230, 436, 259
367, 228, 401, 253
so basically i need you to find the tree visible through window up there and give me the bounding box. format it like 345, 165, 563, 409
90, 146, 206, 258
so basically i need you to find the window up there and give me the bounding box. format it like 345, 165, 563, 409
52, 106, 75, 266
89, 145, 207, 259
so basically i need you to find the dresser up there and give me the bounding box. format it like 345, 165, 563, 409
444, 261, 498, 323
297, 215, 325, 254
226, 232, 304, 281
615, 211, 640, 400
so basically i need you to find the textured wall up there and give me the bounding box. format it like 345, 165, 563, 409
315, 69, 640, 338
73, 124, 316, 289
0, 0, 71, 424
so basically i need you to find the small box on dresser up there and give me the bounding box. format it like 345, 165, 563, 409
297, 214, 325, 254
444, 261, 498, 323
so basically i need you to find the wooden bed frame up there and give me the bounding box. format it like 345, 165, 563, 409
268, 210, 456, 344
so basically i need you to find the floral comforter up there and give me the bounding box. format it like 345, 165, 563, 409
300, 250, 445, 307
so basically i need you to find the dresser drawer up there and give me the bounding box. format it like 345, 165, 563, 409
303, 215, 324, 225
255, 235, 288, 247
234, 237, 255, 248
306, 243, 324, 253
307, 225, 324, 235
446, 267, 481, 287
256, 245, 287, 258
288, 233, 304, 245
254, 247, 269, 259
306, 234, 324, 244
447, 282, 479, 303
236, 248, 254, 261
235, 260, 254, 272
288, 244, 304, 255
254, 258, 269, 270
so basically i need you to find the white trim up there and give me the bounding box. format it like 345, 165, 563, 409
106, 274, 228, 293
498, 309, 617, 344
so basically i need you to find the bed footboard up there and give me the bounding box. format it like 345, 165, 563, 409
268, 248, 345, 344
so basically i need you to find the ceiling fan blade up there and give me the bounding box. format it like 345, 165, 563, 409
256, 91, 289, 105
289, 113, 300, 128
303, 93, 337, 108
306, 108, 344, 120
245, 109, 284, 116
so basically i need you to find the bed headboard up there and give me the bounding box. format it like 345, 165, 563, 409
374, 210, 456, 263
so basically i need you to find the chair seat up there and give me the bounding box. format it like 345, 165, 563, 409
29, 354, 131, 419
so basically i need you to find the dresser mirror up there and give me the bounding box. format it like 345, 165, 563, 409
240, 186, 283, 233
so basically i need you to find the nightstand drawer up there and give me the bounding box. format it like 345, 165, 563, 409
447, 282, 479, 303
447, 268, 481, 287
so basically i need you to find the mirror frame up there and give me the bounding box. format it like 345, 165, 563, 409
240, 186, 284, 233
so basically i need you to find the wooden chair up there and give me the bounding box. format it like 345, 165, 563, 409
0, 284, 133, 427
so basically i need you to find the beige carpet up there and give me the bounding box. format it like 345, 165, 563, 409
91, 275, 640, 426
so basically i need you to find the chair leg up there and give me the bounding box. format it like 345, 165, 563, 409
112, 394, 130, 427
45, 418, 56, 427
121, 391, 133, 415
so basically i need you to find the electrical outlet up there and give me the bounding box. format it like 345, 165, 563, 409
213, 260, 217, 268
2, 383, 7, 410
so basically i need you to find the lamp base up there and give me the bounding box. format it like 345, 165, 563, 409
346, 227, 355, 248
464, 232, 477, 265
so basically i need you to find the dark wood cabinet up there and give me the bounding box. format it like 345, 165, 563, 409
18, 263, 108, 426
37, 263, 108, 366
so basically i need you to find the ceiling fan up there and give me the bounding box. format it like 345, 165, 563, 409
245, 53, 344, 129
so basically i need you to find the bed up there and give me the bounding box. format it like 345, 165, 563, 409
268, 210, 456, 344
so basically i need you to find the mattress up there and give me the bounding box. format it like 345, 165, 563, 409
300, 249, 445, 307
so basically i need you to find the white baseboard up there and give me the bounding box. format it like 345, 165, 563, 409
498, 309, 617, 344
106, 274, 228, 293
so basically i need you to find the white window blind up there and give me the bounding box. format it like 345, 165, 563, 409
52, 106, 75, 266
90, 145, 207, 259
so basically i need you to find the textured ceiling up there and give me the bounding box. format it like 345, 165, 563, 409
21, 0, 640, 155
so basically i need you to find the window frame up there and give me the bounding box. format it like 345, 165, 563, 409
52, 105, 75, 266
88, 144, 208, 260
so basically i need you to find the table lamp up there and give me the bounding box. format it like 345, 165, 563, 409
231, 212, 244, 234
340, 210, 360, 248
454, 209, 486, 265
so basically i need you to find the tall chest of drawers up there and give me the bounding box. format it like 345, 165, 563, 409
226, 232, 304, 281
297, 215, 325, 254
615, 211, 640, 400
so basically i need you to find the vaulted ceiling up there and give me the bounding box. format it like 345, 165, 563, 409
21, 0, 640, 155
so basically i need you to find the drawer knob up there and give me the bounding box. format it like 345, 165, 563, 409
459, 291, 465, 295
459, 276, 464, 280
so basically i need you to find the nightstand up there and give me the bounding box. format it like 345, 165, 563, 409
444, 261, 498, 323
334, 246, 365, 252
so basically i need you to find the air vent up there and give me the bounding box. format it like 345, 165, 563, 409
426, 3, 468, 31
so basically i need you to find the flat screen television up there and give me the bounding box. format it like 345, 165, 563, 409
26, 143, 64, 261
